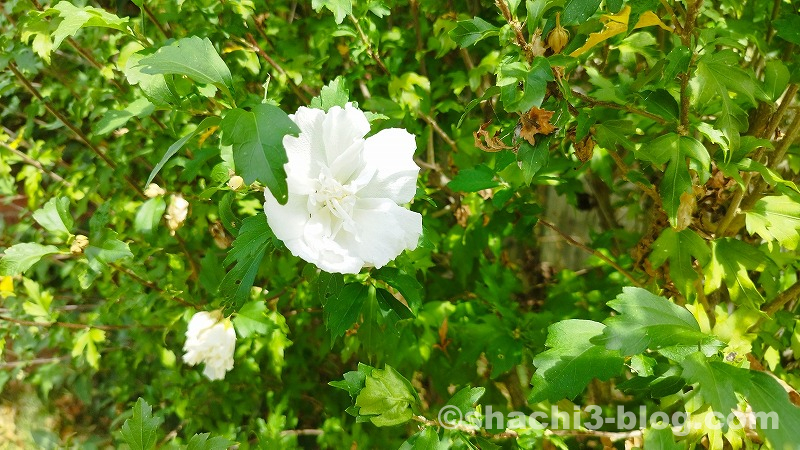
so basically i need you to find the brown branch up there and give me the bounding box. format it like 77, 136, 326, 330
7, 62, 145, 198
571, 90, 668, 124
350, 15, 391, 75
417, 110, 458, 153
142, 4, 170, 38
0, 315, 162, 331
495, 0, 532, 62
763, 280, 800, 315
111, 263, 200, 310
0, 140, 70, 186
537, 218, 643, 286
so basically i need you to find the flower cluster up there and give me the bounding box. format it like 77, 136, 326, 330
182, 311, 236, 381
264, 103, 422, 274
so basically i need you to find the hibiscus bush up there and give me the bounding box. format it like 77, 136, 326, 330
2, 0, 800, 449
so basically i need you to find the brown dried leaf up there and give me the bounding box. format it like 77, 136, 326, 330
474, 121, 513, 152
574, 135, 595, 162
519, 107, 556, 146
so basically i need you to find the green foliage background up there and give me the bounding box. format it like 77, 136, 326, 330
1, 0, 800, 448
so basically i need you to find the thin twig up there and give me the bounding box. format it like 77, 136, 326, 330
571, 90, 668, 124
495, 0, 532, 62
243, 34, 310, 103
0, 141, 70, 186
111, 263, 200, 310
417, 110, 458, 152
350, 15, 391, 75
7, 62, 145, 198
763, 279, 800, 315
0, 315, 162, 331
537, 218, 642, 286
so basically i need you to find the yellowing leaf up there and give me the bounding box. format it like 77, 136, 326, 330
570, 6, 672, 58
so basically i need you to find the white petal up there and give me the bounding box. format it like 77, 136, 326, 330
346, 198, 422, 268
264, 192, 311, 243
357, 128, 419, 204
283, 107, 327, 184
322, 104, 370, 181
301, 220, 364, 274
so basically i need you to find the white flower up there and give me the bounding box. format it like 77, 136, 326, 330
182, 311, 236, 381
264, 103, 423, 274
165, 194, 189, 234
144, 183, 166, 198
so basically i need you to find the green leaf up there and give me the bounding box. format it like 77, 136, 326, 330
747, 371, 800, 450
373, 267, 423, 314
119, 398, 162, 450
329, 365, 369, 398
562, 0, 602, 26
32, 196, 73, 237
597, 287, 722, 355
124, 51, 181, 108
323, 283, 369, 341
458, 85, 501, 128
642, 426, 684, 450
680, 352, 743, 425
518, 135, 551, 183
375, 288, 414, 320
49, 1, 129, 50
232, 300, 271, 338
220, 105, 300, 204
444, 386, 485, 415
763, 60, 790, 101
186, 433, 236, 450
773, 14, 800, 45
85, 231, 133, 273
449, 17, 499, 48
663, 45, 691, 84
136, 36, 234, 100
355, 365, 418, 426
134, 198, 166, 237
309, 76, 350, 111
706, 238, 768, 310
220, 213, 273, 308
0, 243, 60, 276
447, 164, 500, 192
498, 58, 554, 112
529, 320, 624, 403
594, 120, 635, 152
94, 98, 154, 136
399, 427, 443, 450
312, 0, 353, 24
146, 116, 221, 187
746, 195, 800, 250
649, 228, 710, 297
71, 328, 105, 369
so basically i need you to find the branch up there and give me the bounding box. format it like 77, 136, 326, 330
763, 279, 800, 315
0, 315, 162, 331
6, 62, 145, 198
537, 218, 643, 286
243, 34, 310, 104
571, 90, 668, 125
494, 0, 533, 62
350, 15, 391, 75
111, 263, 200, 310
417, 110, 458, 153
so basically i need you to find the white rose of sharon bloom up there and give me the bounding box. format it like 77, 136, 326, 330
264, 103, 423, 274
182, 311, 236, 381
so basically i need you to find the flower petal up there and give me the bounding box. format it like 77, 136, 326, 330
283, 107, 327, 186
357, 128, 419, 204
322, 104, 370, 181
345, 198, 422, 268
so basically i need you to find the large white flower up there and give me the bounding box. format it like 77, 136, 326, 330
182, 311, 236, 381
264, 103, 423, 274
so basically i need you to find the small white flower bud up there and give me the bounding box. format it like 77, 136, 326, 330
165, 195, 190, 235
227, 175, 245, 191
70, 234, 90, 254
144, 183, 166, 198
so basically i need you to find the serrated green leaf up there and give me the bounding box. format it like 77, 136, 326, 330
0, 243, 60, 276
449, 17, 499, 48
680, 352, 743, 426
124, 51, 181, 107
309, 76, 350, 111
597, 287, 722, 355
375, 288, 414, 320
220, 213, 273, 308
529, 320, 624, 403
220, 105, 299, 204
136, 36, 234, 99
649, 228, 710, 297
642, 426, 684, 450
355, 365, 417, 426
374, 267, 423, 314
312, 0, 353, 24
745, 195, 800, 250
747, 371, 800, 450
32, 196, 73, 237
232, 300, 271, 338
85, 231, 133, 273
94, 98, 154, 136
330, 369, 368, 398
186, 433, 236, 450
323, 283, 369, 341
706, 238, 768, 310
71, 327, 105, 369
594, 120, 635, 152
120, 398, 162, 450
50, 1, 129, 50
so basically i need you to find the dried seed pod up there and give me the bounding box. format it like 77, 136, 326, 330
547, 12, 570, 54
